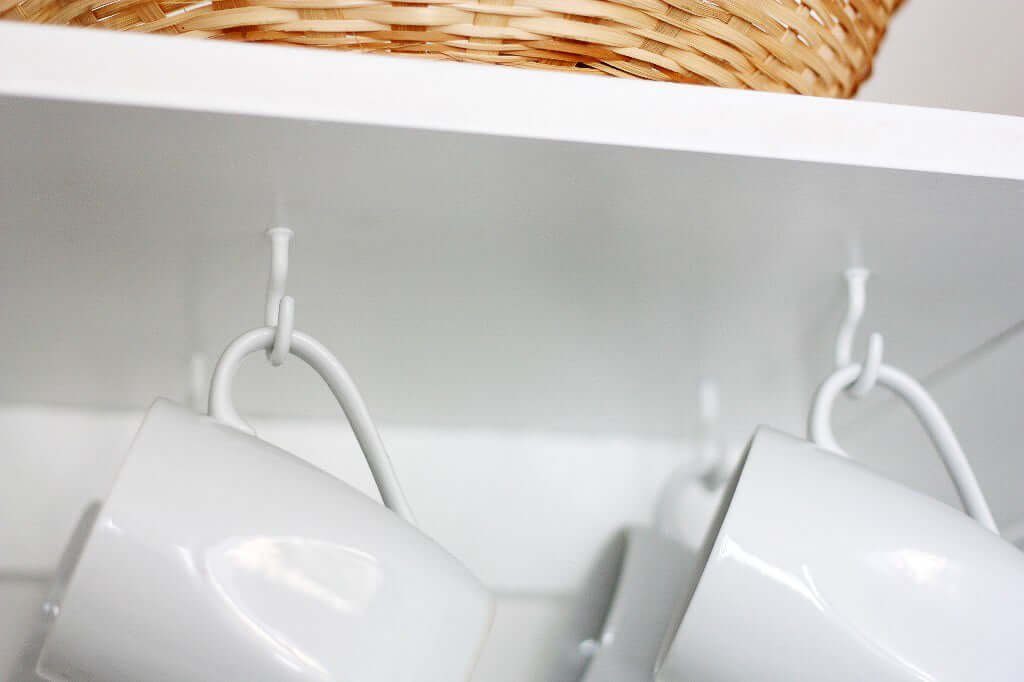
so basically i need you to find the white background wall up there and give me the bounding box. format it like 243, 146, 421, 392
860, 0, 1024, 116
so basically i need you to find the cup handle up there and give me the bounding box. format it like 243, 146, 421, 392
808, 363, 997, 533
208, 326, 416, 525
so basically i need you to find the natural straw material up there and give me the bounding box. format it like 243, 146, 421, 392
7, 0, 901, 97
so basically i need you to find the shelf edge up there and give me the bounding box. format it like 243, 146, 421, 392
1, 23, 1023, 180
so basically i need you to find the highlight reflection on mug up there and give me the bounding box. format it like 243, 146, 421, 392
207, 536, 382, 673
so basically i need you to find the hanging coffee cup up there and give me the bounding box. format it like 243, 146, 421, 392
35, 328, 494, 682
655, 424, 1024, 681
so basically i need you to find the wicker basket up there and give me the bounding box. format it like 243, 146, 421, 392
6, 0, 900, 97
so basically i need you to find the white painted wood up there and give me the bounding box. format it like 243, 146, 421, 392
1, 22, 1023, 441
1, 23, 1023, 180
1, 102, 1022, 439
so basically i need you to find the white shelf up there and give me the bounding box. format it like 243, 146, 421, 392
3, 23, 1024, 181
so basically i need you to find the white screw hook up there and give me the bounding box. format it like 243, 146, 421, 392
835, 267, 883, 397
265, 227, 295, 367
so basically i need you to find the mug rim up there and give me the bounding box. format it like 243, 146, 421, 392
35, 398, 173, 676
653, 426, 760, 671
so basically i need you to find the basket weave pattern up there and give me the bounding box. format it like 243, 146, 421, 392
6, 0, 899, 97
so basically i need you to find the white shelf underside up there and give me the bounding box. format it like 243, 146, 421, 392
2, 23, 1023, 181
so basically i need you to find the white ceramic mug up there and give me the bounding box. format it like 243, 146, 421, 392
657, 427, 1024, 681
579, 528, 697, 682
35, 328, 494, 682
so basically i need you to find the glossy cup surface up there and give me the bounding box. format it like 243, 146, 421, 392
659, 427, 1024, 682
37, 399, 493, 682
